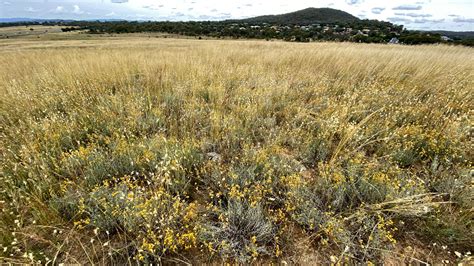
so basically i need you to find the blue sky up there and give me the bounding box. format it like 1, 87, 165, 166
1, 0, 473, 31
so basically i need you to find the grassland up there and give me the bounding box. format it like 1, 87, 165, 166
0, 33, 473, 264
0, 25, 70, 39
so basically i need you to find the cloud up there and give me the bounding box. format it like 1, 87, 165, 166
126, 13, 152, 20
393, 5, 422, 10
72, 5, 84, 15
3, 1, 11, 5
111, 0, 128, 3
198, 15, 211, 20
414, 18, 444, 23
371, 7, 385, 14
453, 17, 474, 23
53, 6, 65, 13
26, 7, 39, 12
106, 12, 117, 17
394, 12, 432, 18
387, 17, 413, 23
346, 0, 363, 5
143, 5, 159, 10
210, 8, 218, 12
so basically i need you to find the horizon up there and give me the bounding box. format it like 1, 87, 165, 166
1, 1, 473, 31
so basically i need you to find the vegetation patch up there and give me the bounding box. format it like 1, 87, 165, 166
0, 39, 472, 264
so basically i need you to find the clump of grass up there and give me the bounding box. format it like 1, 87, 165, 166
1, 38, 472, 264
200, 200, 277, 262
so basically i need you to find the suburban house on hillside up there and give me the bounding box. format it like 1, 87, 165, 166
441, 36, 452, 41
389, 37, 400, 44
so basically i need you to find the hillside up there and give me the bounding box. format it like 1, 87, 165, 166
0, 18, 42, 23
428, 31, 474, 40
231, 7, 360, 24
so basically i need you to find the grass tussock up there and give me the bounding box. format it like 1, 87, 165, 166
0, 39, 473, 264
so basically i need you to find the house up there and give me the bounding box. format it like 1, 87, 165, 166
441, 36, 452, 41
389, 37, 400, 44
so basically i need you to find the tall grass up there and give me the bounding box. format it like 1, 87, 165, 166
1, 39, 473, 264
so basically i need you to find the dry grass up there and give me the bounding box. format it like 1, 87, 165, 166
0, 25, 72, 40
0, 37, 473, 264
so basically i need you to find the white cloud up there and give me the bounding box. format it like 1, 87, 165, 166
387, 17, 413, 23
346, 0, 363, 5
73, 5, 84, 15
371, 7, 384, 14
142, 5, 160, 10
54, 6, 65, 13
26, 7, 39, 12
394, 12, 432, 18
414, 18, 444, 23
393, 5, 422, 11
453, 17, 474, 23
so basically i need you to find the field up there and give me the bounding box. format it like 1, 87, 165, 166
0, 31, 473, 264
0, 25, 72, 40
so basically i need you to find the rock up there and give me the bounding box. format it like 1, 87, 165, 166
206, 152, 222, 162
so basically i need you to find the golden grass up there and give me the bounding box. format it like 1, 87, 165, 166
0, 37, 473, 264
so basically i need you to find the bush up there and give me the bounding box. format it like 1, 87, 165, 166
200, 200, 277, 262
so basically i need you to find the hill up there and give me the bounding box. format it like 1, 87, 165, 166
428, 30, 474, 40
230, 7, 360, 24
0, 18, 52, 23
0, 18, 76, 23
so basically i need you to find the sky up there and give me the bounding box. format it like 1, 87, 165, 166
1, 0, 473, 31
